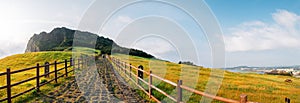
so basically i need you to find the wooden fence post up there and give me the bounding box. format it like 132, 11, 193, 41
118, 61, 120, 69
81, 57, 84, 69
36, 63, 40, 92
118, 59, 120, 70
85, 57, 87, 68
177, 80, 182, 103
70, 58, 75, 74
119, 61, 121, 70
129, 64, 132, 78
44, 62, 49, 78
65, 59, 68, 77
149, 71, 152, 99
138, 65, 144, 79
116, 59, 119, 69
240, 94, 247, 103
138, 65, 144, 85
285, 97, 290, 103
6, 68, 11, 103
124, 62, 126, 75
83, 57, 85, 69
70, 58, 73, 66
116, 59, 118, 69
136, 66, 139, 84
54, 61, 58, 83
119, 60, 121, 70
81, 56, 84, 69
120, 61, 122, 70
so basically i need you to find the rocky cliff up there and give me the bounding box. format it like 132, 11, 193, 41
25, 27, 154, 58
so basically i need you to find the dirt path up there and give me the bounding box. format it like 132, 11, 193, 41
33, 58, 146, 103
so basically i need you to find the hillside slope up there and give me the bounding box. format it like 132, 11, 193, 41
0, 52, 74, 102
0, 52, 72, 72
112, 54, 300, 103
25, 27, 154, 58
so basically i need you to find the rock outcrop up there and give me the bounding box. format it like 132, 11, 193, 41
25, 27, 154, 58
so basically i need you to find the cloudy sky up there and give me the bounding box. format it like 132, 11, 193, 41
0, 0, 300, 67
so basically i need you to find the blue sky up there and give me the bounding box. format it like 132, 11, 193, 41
206, 0, 300, 28
0, 0, 299, 67
206, 0, 300, 67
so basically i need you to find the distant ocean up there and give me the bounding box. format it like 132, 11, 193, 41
225, 69, 265, 74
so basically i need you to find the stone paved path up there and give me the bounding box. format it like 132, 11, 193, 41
33, 57, 146, 103
100, 58, 147, 103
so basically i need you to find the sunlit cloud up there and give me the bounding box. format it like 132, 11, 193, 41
133, 37, 175, 59
225, 9, 300, 52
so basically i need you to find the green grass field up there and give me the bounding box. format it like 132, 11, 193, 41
65, 47, 101, 56
0, 47, 99, 102
112, 54, 300, 103
0, 51, 75, 103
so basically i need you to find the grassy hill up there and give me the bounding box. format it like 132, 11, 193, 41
112, 54, 300, 103
0, 51, 74, 102
0, 52, 72, 72
1, 50, 298, 102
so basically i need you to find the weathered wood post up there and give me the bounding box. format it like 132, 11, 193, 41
77, 58, 80, 69
149, 71, 152, 99
85, 56, 88, 68
119, 59, 122, 70
70, 58, 73, 66
124, 62, 126, 74
6, 68, 11, 103
136, 66, 139, 84
44, 62, 50, 78
138, 65, 144, 85
121, 61, 124, 71
36, 63, 40, 92
177, 80, 182, 103
65, 59, 68, 77
82, 56, 85, 69
240, 94, 247, 103
81, 56, 83, 69
129, 64, 132, 78
117, 59, 119, 70
118, 59, 121, 70
54, 61, 58, 83
116, 59, 118, 69
118, 61, 121, 70
119, 60, 121, 70
70, 58, 75, 74
285, 97, 290, 103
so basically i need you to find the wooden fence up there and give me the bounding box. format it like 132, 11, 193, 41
108, 56, 258, 103
0, 58, 83, 103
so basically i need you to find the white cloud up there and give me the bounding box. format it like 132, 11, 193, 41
102, 15, 134, 38
116, 16, 133, 24
0, 0, 92, 58
272, 9, 300, 29
0, 41, 25, 58
225, 9, 300, 52
133, 38, 174, 56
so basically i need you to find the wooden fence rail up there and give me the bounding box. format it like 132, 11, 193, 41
108, 56, 259, 103
0, 57, 84, 103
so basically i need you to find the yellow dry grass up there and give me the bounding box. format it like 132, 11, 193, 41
112, 54, 300, 103
0, 51, 74, 103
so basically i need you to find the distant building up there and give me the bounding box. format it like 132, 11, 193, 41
276, 68, 294, 72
